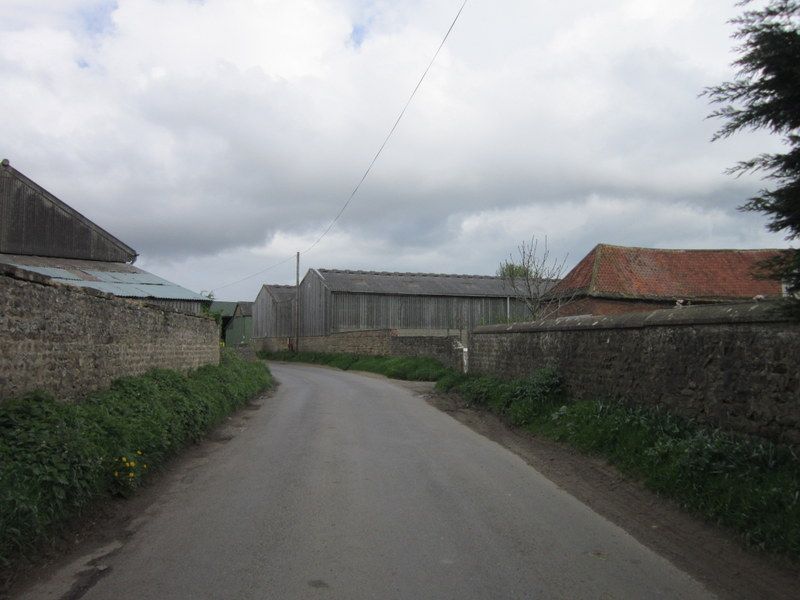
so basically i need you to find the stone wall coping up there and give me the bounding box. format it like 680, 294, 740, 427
0, 263, 212, 320
473, 301, 797, 334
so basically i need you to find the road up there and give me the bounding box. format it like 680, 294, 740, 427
20, 363, 715, 599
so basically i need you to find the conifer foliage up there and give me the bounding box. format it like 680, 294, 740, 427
706, 0, 800, 293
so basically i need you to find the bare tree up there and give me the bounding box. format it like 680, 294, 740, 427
497, 236, 575, 320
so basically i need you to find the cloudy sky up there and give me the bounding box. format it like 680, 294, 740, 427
1, 0, 791, 300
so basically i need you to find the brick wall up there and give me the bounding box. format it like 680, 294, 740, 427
0, 266, 220, 402
471, 303, 800, 444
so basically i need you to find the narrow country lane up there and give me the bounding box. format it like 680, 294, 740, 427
20, 363, 715, 600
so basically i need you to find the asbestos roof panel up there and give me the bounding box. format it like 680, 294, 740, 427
314, 269, 556, 298
210, 301, 238, 317
82, 269, 166, 285
264, 284, 296, 302
63, 280, 134, 296
14, 265, 82, 281
0, 253, 207, 301
234, 301, 254, 317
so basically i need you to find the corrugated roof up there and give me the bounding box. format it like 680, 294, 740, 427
314, 269, 555, 297
552, 244, 786, 301
234, 301, 253, 317
263, 284, 296, 302
210, 301, 238, 317
0, 254, 207, 301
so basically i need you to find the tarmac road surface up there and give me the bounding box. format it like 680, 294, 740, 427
21, 362, 715, 600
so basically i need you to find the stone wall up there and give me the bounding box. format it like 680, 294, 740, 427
471, 303, 800, 444
299, 330, 393, 355
388, 335, 464, 373
0, 266, 220, 402
254, 329, 464, 372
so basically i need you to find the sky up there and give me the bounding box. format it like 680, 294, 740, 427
0, 0, 792, 301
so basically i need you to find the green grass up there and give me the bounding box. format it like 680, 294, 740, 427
437, 370, 800, 559
260, 350, 449, 381
0, 350, 273, 568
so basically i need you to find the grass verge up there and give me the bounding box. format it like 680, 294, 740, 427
436, 370, 800, 559
0, 350, 273, 569
260, 350, 449, 381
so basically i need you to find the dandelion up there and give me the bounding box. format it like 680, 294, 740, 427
144, 464, 148, 469
114, 471, 119, 477
131, 461, 136, 467
137, 450, 143, 455
121, 457, 127, 462
128, 472, 135, 478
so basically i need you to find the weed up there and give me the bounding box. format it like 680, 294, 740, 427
260, 350, 449, 381
445, 371, 800, 559
0, 350, 272, 567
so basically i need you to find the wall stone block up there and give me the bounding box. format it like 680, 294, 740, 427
0, 269, 219, 402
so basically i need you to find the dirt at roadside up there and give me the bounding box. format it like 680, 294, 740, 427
426, 391, 800, 600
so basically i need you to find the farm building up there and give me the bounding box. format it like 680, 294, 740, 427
550, 243, 787, 316
225, 301, 253, 347
252, 284, 296, 339
253, 269, 547, 344
0, 159, 209, 315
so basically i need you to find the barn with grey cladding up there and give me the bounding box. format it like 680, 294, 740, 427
253, 268, 556, 342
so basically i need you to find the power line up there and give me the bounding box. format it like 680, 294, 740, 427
211, 253, 296, 293
211, 0, 468, 294
301, 0, 469, 255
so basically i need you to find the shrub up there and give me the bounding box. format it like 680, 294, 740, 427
445, 370, 800, 558
0, 350, 272, 567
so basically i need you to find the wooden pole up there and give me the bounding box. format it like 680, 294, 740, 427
294, 252, 300, 352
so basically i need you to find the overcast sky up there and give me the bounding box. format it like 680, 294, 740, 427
1, 0, 791, 300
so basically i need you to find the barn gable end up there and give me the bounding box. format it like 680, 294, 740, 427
0, 160, 137, 263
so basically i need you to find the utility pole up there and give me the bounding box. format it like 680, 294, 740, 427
294, 251, 300, 353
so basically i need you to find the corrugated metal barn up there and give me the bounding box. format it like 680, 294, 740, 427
253, 284, 296, 338
0, 159, 209, 315
253, 269, 545, 341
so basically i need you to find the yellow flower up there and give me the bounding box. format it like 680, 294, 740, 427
137, 450, 143, 455
114, 471, 119, 477
144, 464, 148, 469
130, 461, 136, 467
121, 457, 127, 462
128, 472, 135, 478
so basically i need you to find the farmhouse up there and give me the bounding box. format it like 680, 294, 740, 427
0, 159, 208, 315
253, 268, 549, 348
551, 243, 786, 316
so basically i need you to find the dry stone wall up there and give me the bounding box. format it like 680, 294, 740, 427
0, 266, 219, 402
299, 330, 392, 355
471, 303, 800, 444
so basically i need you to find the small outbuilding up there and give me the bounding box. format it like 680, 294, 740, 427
252, 284, 296, 340
225, 301, 253, 347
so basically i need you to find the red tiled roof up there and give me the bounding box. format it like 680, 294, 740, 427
552, 244, 785, 301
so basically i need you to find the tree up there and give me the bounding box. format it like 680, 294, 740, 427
705, 0, 800, 295
497, 236, 574, 320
